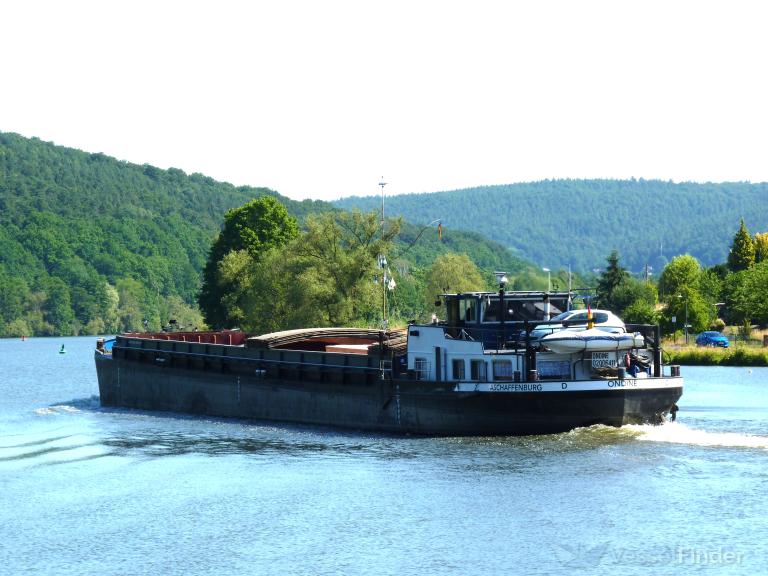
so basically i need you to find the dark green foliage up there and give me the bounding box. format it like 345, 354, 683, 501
295, 210, 401, 326
0, 131, 329, 336
622, 298, 658, 325
217, 210, 404, 332
193, 199, 558, 332
334, 179, 768, 273
595, 251, 629, 311
727, 218, 755, 272
0, 269, 28, 330
723, 262, 768, 327
668, 347, 768, 367
658, 255, 715, 334
594, 251, 659, 323
211, 196, 300, 262
393, 220, 542, 287
199, 197, 299, 328
41, 276, 75, 336
655, 221, 768, 334
1, 131, 545, 336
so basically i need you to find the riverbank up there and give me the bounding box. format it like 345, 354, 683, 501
666, 345, 768, 366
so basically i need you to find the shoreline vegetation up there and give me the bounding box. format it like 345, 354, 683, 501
664, 327, 768, 366
2, 134, 767, 355
665, 345, 768, 366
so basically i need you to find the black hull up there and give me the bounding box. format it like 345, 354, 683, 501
96, 353, 682, 436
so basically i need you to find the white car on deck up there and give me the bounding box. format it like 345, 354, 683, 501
528, 309, 626, 344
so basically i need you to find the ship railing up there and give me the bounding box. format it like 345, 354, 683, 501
625, 323, 663, 377
427, 320, 662, 349
428, 321, 532, 351
121, 330, 248, 346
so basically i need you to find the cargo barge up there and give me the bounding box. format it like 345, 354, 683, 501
95, 290, 682, 436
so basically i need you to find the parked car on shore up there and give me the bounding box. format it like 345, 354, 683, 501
695, 331, 730, 348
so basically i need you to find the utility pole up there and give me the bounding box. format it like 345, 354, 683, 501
677, 293, 689, 345
542, 267, 551, 292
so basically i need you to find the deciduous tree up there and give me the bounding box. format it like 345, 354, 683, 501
199, 196, 299, 328
658, 254, 712, 334
424, 253, 485, 317
754, 232, 768, 264
723, 261, 768, 327
293, 210, 401, 326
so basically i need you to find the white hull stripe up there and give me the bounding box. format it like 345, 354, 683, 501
453, 377, 682, 393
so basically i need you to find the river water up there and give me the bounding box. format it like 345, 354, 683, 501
1, 336, 767, 575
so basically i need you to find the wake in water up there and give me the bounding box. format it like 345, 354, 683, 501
34, 405, 81, 415
32, 395, 101, 416
0, 428, 108, 467
625, 421, 768, 450
536, 421, 768, 452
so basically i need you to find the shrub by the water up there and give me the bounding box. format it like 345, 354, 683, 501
668, 346, 768, 366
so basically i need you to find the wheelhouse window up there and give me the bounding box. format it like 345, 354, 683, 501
482, 298, 500, 322
452, 359, 465, 380
414, 358, 429, 380
459, 298, 477, 323
538, 360, 571, 379
481, 297, 517, 323
492, 359, 514, 381
470, 359, 487, 381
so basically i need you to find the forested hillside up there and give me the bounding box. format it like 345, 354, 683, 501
0, 132, 542, 336
334, 180, 768, 273
0, 132, 331, 336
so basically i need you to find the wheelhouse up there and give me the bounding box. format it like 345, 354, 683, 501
439, 290, 573, 348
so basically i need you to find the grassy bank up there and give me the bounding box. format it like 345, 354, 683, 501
666, 345, 768, 366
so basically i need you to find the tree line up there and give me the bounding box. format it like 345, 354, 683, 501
197, 196, 557, 332
594, 218, 768, 336
0, 132, 547, 337
0, 132, 326, 336
334, 179, 768, 275
9, 130, 761, 339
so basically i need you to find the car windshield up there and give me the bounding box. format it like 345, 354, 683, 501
550, 311, 573, 321
546, 310, 611, 323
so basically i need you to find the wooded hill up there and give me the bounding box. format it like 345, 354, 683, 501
334, 180, 768, 273
0, 132, 538, 336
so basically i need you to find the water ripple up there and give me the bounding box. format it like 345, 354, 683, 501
0, 434, 76, 449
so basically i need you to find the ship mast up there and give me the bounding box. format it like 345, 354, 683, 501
379, 178, 388, 329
